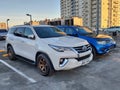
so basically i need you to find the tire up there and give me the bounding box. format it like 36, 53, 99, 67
7, 46, 16, 60
37, 54, 54, 76
92, 46, 96, 60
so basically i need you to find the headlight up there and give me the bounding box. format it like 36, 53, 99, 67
97, 41, 107, 45
49, 44, 73, 52
110, 39, 116, 44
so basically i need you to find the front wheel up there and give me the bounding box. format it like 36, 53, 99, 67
92, 46, 96, 60
37, 54, 54, 76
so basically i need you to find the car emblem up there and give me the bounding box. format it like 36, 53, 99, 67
82, 46, 87, 51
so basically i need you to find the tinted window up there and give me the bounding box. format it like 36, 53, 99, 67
65, 28, 75, 35
24, 27, 34, 38
14, 27, 25, 37
34, 27, 65, 38
81, 27, 93, 33
74, 27, 92, 35
9, 28, 16, 34
58, 27, 65, 32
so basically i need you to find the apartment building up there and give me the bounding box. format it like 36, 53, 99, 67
61, 0, 100, 29
61, 0, 79, 19
101, 0, 120, 28
61, 0, 120, 29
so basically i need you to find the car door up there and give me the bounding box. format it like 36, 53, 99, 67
13, 27, 25, 56
21, 27, 37, 61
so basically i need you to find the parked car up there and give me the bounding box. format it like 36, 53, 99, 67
6, 25, 93, 76
57, 26, 116, 59
104, 26, 120, 36
0, 29, 8, 40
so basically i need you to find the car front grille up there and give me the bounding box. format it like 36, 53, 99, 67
76, 54, 91, 61
73, 44, 91, 53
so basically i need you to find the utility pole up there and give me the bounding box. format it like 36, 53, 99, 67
6, 19, 10, 30
96, 0, 100, 35
26, 14, 32, 25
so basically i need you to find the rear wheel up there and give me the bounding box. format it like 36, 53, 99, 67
7, 46, 16, 60
37, 54, 54, 76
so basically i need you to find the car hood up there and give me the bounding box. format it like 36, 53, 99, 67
84, 33, 112, 39
96, 34, 112, 39
42, 36, 88, 47
0, 32, 7, 36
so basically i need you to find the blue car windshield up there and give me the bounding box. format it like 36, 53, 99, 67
74, 27, 93, 35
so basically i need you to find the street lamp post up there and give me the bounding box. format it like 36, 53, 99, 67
26, 14, 32, 25
96, 0, 99, 35
6, 19, 10, 30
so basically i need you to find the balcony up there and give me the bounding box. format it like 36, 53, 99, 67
113, 1, 119, 4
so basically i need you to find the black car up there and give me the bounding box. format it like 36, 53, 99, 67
0, 29, 8, 40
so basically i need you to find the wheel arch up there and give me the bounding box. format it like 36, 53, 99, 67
7, 43, 12, 48
35, 51, 55, 70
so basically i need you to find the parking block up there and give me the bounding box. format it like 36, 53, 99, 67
2, 54, 8, 57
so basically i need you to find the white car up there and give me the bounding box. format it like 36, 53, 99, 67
6, 25, 93, 76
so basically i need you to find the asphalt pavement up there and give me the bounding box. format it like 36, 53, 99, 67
0, 37, 120, 90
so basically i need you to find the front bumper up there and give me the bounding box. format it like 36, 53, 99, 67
0, 36, 6, 40
49, 50, 93, 71
96, 43, 116, 54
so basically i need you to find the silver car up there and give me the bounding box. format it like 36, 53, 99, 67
0, 29, 8, 40
104, 26, 120, 36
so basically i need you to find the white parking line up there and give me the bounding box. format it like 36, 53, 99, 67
0, 59, 37, 83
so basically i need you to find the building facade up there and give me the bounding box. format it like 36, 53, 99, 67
61, 0, 120, 29
0, 22, 6, 29
60, 0, 100, 29
101, 0, 120, 28
61, 0, 80, 19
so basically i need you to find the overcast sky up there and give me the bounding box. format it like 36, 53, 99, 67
0, 0, 60, 26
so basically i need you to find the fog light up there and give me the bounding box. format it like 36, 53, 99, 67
59, 58, 68, 67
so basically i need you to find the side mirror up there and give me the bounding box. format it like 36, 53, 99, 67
14, 32, 22, 36
28, 35, 35, 39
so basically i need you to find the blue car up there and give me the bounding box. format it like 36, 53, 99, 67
57, 26, 116, 58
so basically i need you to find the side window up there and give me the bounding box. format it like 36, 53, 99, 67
59, 27, 65, 32
14, 27, 25, 37
65, 28, 74, 35
9, 28, 16, 34
24, 27, 34, 39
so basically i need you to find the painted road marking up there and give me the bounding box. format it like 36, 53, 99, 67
2, 54, 8, 57
0, 50, 5, 52
0, 59, 37, 83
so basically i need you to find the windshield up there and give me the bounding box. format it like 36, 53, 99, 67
74, 27, 93, 35
34, 27, 66, 38
81, 27, 93, 33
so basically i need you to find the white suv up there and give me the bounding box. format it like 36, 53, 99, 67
6, 25, 93, 76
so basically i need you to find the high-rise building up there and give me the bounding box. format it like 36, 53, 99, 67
101, 0, 120, 28
61, 0, 79, 19
60, 0, 100, 29
61, 0, 120, 29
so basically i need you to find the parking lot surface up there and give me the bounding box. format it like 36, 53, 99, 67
0, 36, 120, 90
